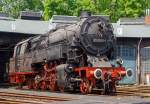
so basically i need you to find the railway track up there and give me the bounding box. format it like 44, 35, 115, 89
116, 85, 150, 97
0, 91, 72, 104
0, 85, 149, 104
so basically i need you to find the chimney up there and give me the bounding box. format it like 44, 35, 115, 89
145, 9, 150, 25
20, 11, 42, 20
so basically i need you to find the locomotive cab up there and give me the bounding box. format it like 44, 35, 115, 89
9, 39, 32, 84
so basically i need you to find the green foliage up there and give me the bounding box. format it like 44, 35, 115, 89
120, 0, 143, 17
25, 0, 43, 11
1, 0, 43, 18
105, 0, 145, 22
74, 0, 97, 15
0, 0, 149, 22
43, 0, 71, 20
0, 1, 2, 11
43, 0, 97, 20
1, 0, 26, 18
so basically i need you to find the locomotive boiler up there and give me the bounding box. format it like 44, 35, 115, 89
9, 12, 126, 94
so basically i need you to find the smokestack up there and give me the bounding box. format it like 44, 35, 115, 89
145, 9, 150, 25
80, 11, 91, 18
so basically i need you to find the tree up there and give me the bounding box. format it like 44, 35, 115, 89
123, 0, 143, 17
43, 0, 97, 20
39, 0, 149, 21
74, 0, 97, 16
104, 0, 145, 22
0, 0, 148, 22
0, 1, 2, 11
1, 0, 44, 18
25, 0, 43, 11
43, 0, 68, 20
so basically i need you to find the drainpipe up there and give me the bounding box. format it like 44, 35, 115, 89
137, 37, 142, 85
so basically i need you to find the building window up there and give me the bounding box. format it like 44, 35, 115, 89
116, 45, 135, 59
141, 48, 150, 73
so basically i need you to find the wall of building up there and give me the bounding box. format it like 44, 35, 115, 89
140, 39, 150, 85
115, 38, 150, 85
116, 38, 138, 85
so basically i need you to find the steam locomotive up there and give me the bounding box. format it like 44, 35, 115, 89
9, 12, 126, 94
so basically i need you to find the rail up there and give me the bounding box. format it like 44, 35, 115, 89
0, 91, 72, 104
116, 85, 150, 97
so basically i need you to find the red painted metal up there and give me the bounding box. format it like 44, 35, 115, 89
27, 79, 34, 89
41, 81, 47, 90
75, 67, 126, 80
48, 73, 57, 91
75, 66, 126, 94
43, 62, 58, 91
33, 82, 40, 90
80, 78, 91, 94
9, 72, 35, 84
9, 61, 125, 94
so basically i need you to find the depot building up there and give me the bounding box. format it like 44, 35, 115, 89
113, 16, 150, 85
0, 11, 150, 85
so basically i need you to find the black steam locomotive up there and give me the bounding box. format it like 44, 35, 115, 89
9, 12, 126, 94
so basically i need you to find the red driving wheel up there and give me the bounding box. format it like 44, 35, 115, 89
27, 79, 34, 89
48, 73, 57, 91
59, 84, 65, 92
33, 82, 40, 90
80, 78, 91, 94
41, 81, 47, 90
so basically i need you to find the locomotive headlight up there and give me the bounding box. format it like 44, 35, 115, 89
94, 68, 102, 79
126, 68, 133, 77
